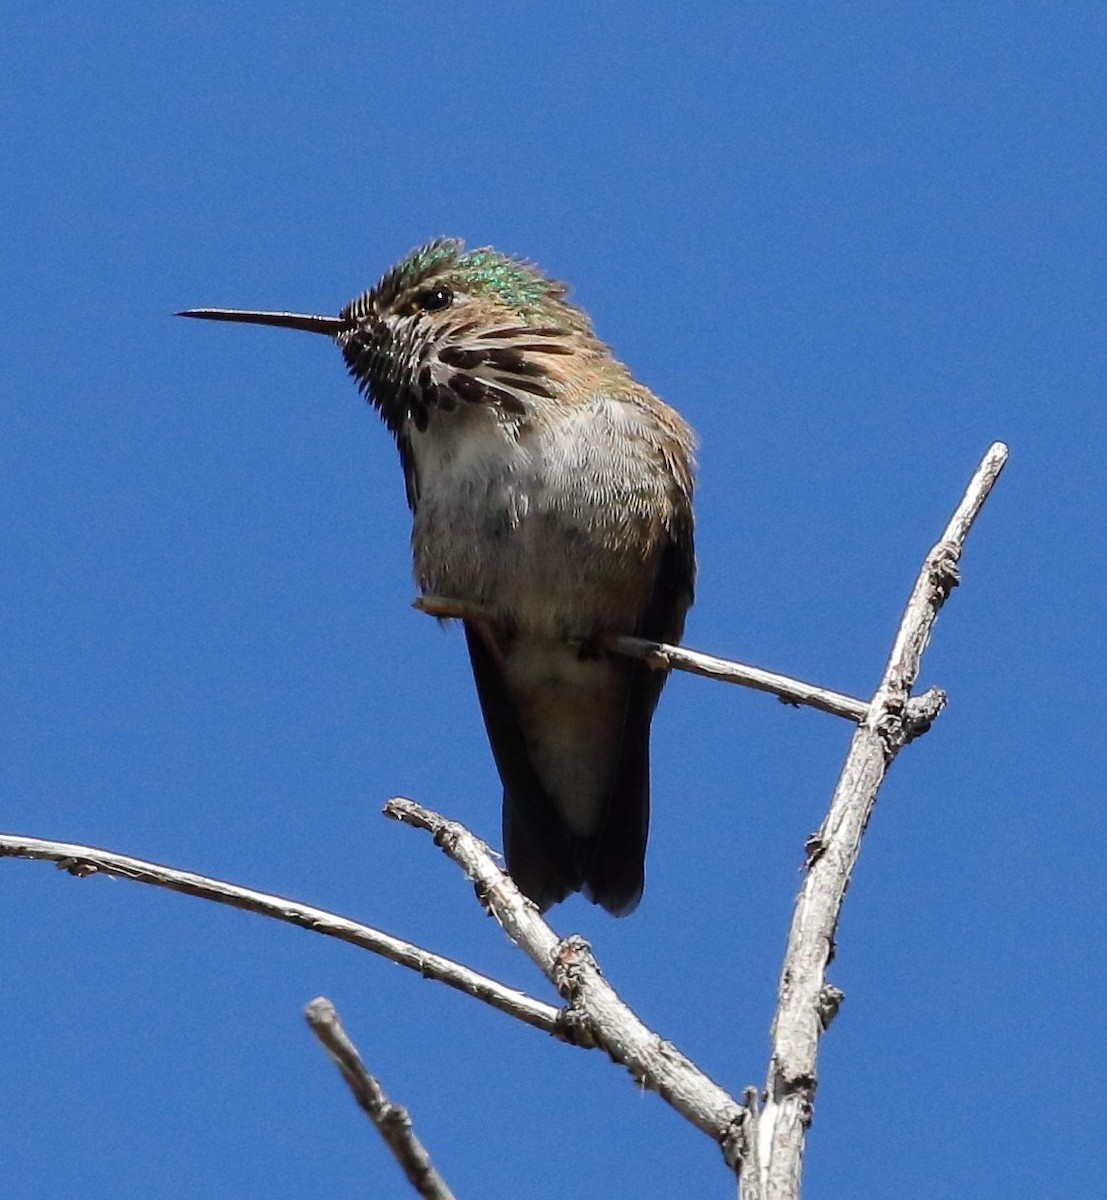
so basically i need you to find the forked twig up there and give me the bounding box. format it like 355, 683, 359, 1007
384, 796, 748, 1168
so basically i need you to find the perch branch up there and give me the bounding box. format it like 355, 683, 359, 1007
305, 997, 456, 1200
383, 796, 748, 1168
743, 441, 1009, 1200
0, 834, 559, 1034
414, 595, 871, 723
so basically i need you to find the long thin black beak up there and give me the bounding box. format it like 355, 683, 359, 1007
176, 308, 350, 336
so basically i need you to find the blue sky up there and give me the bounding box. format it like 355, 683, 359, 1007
2, 5, 1103, 1197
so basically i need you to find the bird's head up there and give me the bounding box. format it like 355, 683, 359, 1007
180, 239, 611, 435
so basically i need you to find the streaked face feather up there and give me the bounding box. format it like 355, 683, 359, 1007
336, 239, 608, 436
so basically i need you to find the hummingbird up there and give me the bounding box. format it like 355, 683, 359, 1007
180, 239, 695, 915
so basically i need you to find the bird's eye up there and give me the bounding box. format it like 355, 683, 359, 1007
415, 287, 453, 312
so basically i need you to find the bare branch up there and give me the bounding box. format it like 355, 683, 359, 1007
414, 595, 870, 722
744, 442, 1009, 1200
606, 636, 870, 721
383, 796, 748, 1168
305, 997, 456, 1200
4, 440, 1007, 1196
0, 833, 560, 1034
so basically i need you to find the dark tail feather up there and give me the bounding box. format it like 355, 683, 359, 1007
581, 817, 646, 915
464, 623, 582, 911
506, 766, 647, 916
463, 537, 685, 917
578, 656, 662, 916
467, 621, 653, 915
584, 530, 694, 914
501, 792, 580, 912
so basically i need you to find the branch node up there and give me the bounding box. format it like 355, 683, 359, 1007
552, 934, 599, 1001
556, 1006, 598, 1049
803, 833, 828, 869
928, 539, 962, 599
772, 1068, 817, 1119
904, 687, 947, 741
817, 985, 845, 1031
57, 856, 99, 878
875, 705, 908, 757
723, 1109, 751, 1172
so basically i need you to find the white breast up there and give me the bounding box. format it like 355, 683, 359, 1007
407, 396, 661, 637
